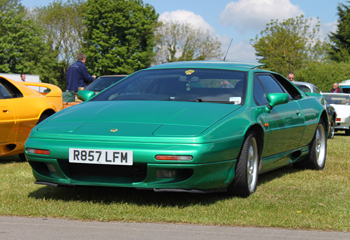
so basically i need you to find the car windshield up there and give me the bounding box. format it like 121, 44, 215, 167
91, 69, 248, 104
323, 93, 350, 105
295, 84, 311, 93
86, 76, 126, 91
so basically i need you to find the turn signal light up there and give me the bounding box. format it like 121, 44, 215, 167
27, 148, 50, 155
155, 155, 193, 161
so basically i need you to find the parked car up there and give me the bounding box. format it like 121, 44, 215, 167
294, 81, 337, 139
338, 79, 350, 93
322, 93, 350, 135
85, 75, 128, 94
0, 75, 63, 160
25, 61, 328, 197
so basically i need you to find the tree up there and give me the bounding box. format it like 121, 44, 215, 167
251, 15, 327, 76
32, 0, 85, 65
154, 21, 222, 64
82, 0, 158, 76
0, 0, 58, 84
328, 1, 350, 62
30, 0, 85, 89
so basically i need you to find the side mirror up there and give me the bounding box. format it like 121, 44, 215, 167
265, 93, 289, 113
77, 90, 95, 101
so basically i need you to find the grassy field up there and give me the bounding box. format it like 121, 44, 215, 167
1, 133, 349, 232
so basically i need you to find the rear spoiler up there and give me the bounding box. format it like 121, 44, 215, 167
22, 82, 62, 97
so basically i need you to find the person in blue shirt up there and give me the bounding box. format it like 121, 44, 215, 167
66, 53, 96, 92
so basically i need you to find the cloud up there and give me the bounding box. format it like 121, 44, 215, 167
159, 10, 216, 35
220, 0, 304, 33
320, 21, 337, 40
158, 10, 257, 63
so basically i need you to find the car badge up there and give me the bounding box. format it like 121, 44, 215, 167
110, 129, 118, 132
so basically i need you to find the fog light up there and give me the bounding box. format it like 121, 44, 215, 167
156, 170, 176, 178
27, 148, 50, 155
46, 164, 56, 173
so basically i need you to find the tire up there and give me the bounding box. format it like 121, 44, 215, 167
227, 131, 259, 197
294, 119, 327, 170
345, 129, 350, 136
328, 118, 335, 139
18, 153, 26, 162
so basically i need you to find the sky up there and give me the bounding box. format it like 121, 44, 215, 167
21, 0, 348, 62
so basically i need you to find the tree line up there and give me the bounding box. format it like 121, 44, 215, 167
251, 2, 350, 91
0, 0, 222, 90
1, 0, 350, 92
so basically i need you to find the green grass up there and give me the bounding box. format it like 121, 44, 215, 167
1, 134, 349, 231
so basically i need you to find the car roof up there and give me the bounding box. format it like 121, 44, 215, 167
147, 61, 265, 71
293, 81, 315, 87
98, 75, 128, 77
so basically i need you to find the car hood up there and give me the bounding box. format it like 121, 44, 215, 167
35, 101, 241, 137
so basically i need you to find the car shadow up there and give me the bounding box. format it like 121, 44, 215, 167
27, 165, 302, 206
0, 155, 24, 164
334, 132, 348, 137
257, 164, 301, 185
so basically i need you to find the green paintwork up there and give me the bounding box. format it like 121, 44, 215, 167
265, 93, 289, 112
25, 61, 327, 193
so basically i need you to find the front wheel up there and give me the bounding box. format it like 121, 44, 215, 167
227, 131, 259, 197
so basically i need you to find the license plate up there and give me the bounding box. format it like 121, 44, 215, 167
69, 148, 133, 165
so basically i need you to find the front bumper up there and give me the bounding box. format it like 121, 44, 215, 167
25, 136, 242, 190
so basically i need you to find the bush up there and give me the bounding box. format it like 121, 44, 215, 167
294, 61, 350, 92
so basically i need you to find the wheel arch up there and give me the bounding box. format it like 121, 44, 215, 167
320, 110, 329, 135
37, 109, 56, 124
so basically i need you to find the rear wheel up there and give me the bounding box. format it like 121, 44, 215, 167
345, 129, 350, 136
227, 131, 259, 197
294, 119, 327, 170
18, 153, 26, 162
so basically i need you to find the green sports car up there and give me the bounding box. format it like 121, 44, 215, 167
25, 61, 328, 197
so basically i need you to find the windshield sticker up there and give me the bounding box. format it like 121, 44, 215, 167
186, 83, 191, 91
230, 97, 241, 104
185, 70, 195, 75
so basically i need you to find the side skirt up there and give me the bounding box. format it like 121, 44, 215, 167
259, 146, 309, 174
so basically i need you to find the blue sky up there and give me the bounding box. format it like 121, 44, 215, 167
21, 0, 348, 62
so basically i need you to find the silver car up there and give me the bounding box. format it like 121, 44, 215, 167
294, 81, 337, 138
322, 93, 350, 135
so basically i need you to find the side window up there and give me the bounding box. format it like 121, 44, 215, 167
257, 75, 285, 94
314, 86, 321, 94
254, 76, 268, 105
0, 78, 23, 98
0, 84, 12, 99
272, 74, 302, 100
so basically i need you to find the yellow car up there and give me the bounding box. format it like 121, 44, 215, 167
0, 75, 63, 160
